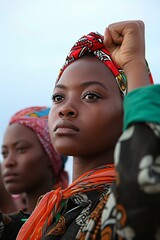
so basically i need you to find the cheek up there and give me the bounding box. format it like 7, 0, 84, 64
19, 157, 38, 176
19, 151, 46, 176
1, 162, 5, 172
97, 104, 123, 136
48, 108, 56, 135
103, 107, 123, 139
111, 104, 123, 128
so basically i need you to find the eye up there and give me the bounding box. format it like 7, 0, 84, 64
82, 91, 101, 101
16, 147, 27, 154
52, 93, 64, 103
1, 150, 8, 159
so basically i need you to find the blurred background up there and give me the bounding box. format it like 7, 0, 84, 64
1, 0, 160, 181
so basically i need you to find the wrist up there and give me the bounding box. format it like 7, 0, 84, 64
124, 58, 151, 93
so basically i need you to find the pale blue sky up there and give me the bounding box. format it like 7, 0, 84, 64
0, 0, 160, 180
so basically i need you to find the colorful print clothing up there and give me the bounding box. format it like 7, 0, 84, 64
1, 121, 159, 240
0, 168, 115, 240
101, 122, 160, 240
0, 85, 160, 239
0, 211, 29, 240
9, 106, 68, 189
16, 165, 116, 239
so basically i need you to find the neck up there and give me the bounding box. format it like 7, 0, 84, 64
72, 150, 114, 182
25, 180, 54, 213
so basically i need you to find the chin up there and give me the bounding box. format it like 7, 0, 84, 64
55, 144, 74, 156
5, 185, 23, 195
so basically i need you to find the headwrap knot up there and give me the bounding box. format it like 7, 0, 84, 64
57, 32, 127, 97
57, 32, 153, 97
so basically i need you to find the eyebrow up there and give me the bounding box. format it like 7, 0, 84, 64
54, 84, 65, 90
55, 81, 108, 91
80, 81, 108, 90
2, 140, 27, 149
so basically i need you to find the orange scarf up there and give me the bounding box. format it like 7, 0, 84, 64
16, 164, 116, 240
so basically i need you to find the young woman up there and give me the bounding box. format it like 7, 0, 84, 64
16, 20, 160, 240
1, 20, 160, 240
0, 106, 68, 238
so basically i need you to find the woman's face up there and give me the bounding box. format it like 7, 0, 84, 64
1, 123, 52, 194
49, 56, 123, 158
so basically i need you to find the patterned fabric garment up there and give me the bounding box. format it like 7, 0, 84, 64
16, 165, 116, 239
0, 86, 160, 239
9, 106, 68, 189
0, 211, 30, 240
1, 122, 159, 240
0, 188, 111, 240
101, 123, 160, 240
57, 32, 153, 97
10, 122, 159, 240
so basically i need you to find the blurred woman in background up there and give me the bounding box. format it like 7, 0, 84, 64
1, 106, 68, 215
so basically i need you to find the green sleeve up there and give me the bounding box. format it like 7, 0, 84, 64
123, 84, 160, 131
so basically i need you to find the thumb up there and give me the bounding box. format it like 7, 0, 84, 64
104, 27, 118, 56
104, 27, 123, 50
104, 27, 113, 46
103, 27, 114, 51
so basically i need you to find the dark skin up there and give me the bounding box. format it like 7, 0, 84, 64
49, 57, 123, 181
49, 20, 151, 182
1, 123, 54, 213
104, 20, 150, 91
0, 163, 17, 213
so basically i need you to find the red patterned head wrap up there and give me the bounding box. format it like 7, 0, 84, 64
9, 106, 68, 189
57, 32, 153, 96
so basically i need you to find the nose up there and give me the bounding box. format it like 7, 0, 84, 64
58, 105, 78, 118
3, 152, 17, 168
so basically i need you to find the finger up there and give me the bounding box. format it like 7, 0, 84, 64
104, 27, 117, 53
107, 26, 124, 45
104, 27, 122, 57
104, 27, 113, 46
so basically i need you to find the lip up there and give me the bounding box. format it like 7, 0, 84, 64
54, 120, 79, 136
3, 172, 19, 182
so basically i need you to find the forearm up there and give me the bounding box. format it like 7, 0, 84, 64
123, 58, 151, 92
104, 21, 152, 92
